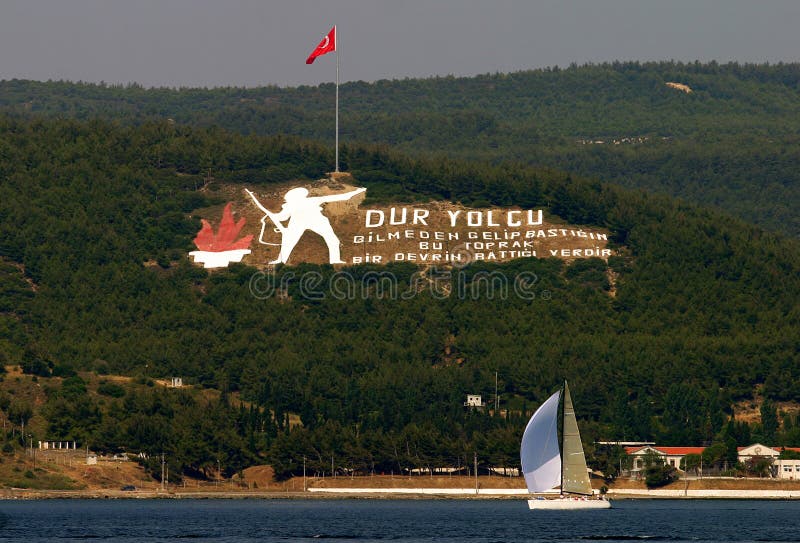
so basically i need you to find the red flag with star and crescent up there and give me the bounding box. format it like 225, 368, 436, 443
306, 26, 336, 64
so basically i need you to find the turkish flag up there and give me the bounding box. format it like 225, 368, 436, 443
306, 26, 336, 64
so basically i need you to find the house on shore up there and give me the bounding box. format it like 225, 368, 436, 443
622, 443, 800, 479
738, 443, 800, 480
624, 445, 706, 474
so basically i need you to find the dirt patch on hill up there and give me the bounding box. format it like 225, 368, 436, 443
78, 461, 157, 490
241, 464, 275, 486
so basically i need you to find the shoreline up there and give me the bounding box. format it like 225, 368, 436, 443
3, 487, 800, 500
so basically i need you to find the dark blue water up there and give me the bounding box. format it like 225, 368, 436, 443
0, 499, 798, 542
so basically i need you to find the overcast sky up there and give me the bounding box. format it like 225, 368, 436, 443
2, 0, 800, 89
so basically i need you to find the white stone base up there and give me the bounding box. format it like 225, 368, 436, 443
189, 250, 251, 269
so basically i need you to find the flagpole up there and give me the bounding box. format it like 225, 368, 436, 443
335, 24, 339, 173
307, 25, 339, 172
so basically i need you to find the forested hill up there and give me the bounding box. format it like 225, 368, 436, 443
1, 114, 799, 481
2, 61, 800, 236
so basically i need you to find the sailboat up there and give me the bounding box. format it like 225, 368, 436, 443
520, 381, 611, 510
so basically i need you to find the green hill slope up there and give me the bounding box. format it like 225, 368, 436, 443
1, 115, 799, 482
3, 61, 800, 236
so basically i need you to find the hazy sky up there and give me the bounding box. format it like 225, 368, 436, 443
2, 0, 800, 89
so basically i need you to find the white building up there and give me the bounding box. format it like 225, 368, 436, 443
38, 440, 78, 450
776, 459, 800, 480
737, 443, 800, 479
464, 394, 485, 408
625, 445, 706, 472
737, 443, 781, 463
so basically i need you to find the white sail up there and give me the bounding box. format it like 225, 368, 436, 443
520, 390, 561, 493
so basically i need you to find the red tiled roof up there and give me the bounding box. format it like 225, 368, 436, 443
624, 446, 646, 454
625, 446, 705, 455
656, 447, 706, 455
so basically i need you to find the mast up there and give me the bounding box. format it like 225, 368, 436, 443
559, 380, 565, 493
335, 24, 339, 172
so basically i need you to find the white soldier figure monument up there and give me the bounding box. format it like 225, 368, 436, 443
246, 186, 366, 265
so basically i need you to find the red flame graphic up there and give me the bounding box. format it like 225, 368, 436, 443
193, 203, 253, 252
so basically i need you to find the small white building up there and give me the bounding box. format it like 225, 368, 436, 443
776, 459, 800, 480
38, 440, 78, 450
170, 377, 183, 388
489, 466, 521, 476
464, 394, 485, 408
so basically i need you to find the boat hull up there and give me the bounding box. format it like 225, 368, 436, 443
527, 497, 611, 510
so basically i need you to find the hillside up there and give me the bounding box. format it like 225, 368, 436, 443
2, 61, 800, 236
0, 114, 799, 487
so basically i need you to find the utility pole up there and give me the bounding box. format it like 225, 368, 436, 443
495, 371, 499, 414
161, 454, 166, 491
474, 452, 478, 495
303, 456, 307, 492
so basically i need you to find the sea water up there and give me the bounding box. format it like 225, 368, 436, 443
0, 498, 798, 542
